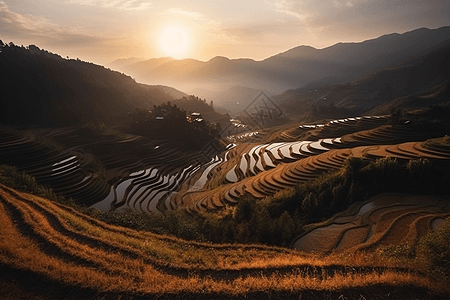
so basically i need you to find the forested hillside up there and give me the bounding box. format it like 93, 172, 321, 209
0, 42, 173, 126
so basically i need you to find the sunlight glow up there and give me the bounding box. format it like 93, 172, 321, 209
158, 25, 190, 58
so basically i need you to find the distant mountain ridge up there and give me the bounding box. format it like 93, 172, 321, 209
110, 26, 450, 111
274, 37, 450, 118
109, 57, 146, 69
109, 26, 450, 110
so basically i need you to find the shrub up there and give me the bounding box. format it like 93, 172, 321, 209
0, 164, 69, 204
377, 243, 416, 261
416, 218, 450, 280
82, 208, 207, 241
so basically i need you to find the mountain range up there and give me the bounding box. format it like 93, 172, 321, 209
275, 37, 450, 118
110, 26, 450, 112
1, 26, 449, 128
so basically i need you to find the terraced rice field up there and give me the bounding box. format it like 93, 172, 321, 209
294, 194, 450, 254
183, 136, 450, 213
280, 115, 390, 141
1, 113, 449, 215
0, 127, 211, 213
0, 127, 109, 206
1, 183, 447, 299
223, 117, 440, 185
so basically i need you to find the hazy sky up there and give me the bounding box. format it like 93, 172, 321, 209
1, 0, 449, 65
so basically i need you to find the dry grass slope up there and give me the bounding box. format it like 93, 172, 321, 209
0, 184, 448, 299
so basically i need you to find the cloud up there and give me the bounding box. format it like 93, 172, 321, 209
1, 1, 57, 37
206, 19, 308, 46
67, 0, 151, 11
268, 0, 370, 20
212, 26, 265, 41
267, 0, 450, 42
269, 0, 306, 19
168, 8, 204, 20
206, 0, 449, 53
311, 0, 450, 30
0, 1, 99, 46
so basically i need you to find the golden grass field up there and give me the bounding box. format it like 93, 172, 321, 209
1, 183, 449, 299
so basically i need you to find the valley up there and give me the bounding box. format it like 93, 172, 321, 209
3, 109, 449, 217
1, 27, 450, 299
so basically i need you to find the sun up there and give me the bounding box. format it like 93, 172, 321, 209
158, 25, 190, 58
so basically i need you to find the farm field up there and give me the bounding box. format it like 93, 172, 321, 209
1, 108, 450, 299
294, 194, 450, 253
2, 109, 449, 215
0, 126, 205, 212
0, 183, 448, 299
181, 114, 450, 212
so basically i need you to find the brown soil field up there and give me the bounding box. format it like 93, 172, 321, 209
294, 194, 450, 254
